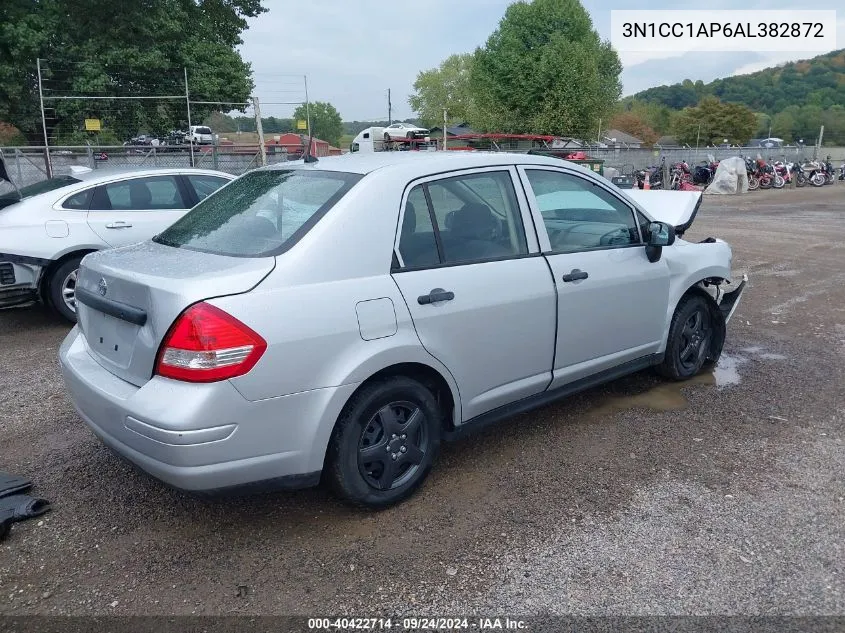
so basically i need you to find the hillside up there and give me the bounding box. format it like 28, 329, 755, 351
631, 50, 845, 114
623, 50, 845, 145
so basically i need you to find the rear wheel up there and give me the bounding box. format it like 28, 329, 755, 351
47, 256, 83, 323
327, 376, 441, 508
796, 173, 807, 187
658, 294, 722, 381
773, 174, 785, 189
747, 175, 760, 190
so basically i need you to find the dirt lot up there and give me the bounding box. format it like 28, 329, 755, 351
1, 186, 843, 617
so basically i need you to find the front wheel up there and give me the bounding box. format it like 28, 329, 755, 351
47, 256, 83, 323
657, 294, 722, 381
811, 172, 826, 187
326, 376, 442, 508
773, 174, 785, 189
747, 175, 760, 190
796, 173, 807, 187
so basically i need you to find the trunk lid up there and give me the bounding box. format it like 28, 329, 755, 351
75, 241, 275, 387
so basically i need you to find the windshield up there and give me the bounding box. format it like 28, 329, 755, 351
0, 175, 81, 207
154, 169, 362, 257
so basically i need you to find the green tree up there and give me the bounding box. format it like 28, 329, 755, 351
671, 96, 757, 146
469, 0, 621, 136
408, 53, 475, 128
292, 101, 343, 147
0, 0, 266, 144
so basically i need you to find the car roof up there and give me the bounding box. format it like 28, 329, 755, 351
64, 166, 234, 185
256, 151, 580, 176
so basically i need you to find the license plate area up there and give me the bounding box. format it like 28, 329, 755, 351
84, 309, 139, 369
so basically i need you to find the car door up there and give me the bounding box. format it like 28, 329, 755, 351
86, 175, 192, 247
391, 167, 557, 421
518, 166, 670, 389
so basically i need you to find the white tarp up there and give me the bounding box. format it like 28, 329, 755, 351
704, 156, 748, 194
602, 166, 619, 181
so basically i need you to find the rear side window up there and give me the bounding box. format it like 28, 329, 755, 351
92, 176, 187, 211
186, 174, 230, 202
155, 169, 362, 257
62, 189, 93, 210
396, 170, 528, 268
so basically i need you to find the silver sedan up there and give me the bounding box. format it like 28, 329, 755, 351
59, 152, 745, 508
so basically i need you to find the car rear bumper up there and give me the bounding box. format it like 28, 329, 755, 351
0, 260, 41, 308
59, 327, 358, 492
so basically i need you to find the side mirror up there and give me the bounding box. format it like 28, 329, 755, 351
645, 221, 675, 263
647, 221, 675, 246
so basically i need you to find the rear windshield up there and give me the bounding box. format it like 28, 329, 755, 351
154, 169, 362, 257
195, 127, 212, 134
0, 175, 81, 208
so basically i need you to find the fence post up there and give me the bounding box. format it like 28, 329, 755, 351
87, 144, 94, 169
15, 149, 23, 184
213, 145, 219, 170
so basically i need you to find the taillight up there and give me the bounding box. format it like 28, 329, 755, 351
155, 302, 266, 383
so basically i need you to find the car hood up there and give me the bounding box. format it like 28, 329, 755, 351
625, 190, 702, 236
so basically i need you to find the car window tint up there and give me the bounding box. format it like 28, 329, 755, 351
396, 185, 439, 269
186, 175, 229, 202
62, 189, 93, 210
525, 169, 639, 253
426, 171, 527, 265
95, 176, 186, 211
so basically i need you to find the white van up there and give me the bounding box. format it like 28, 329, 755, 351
349, 127, 385, 153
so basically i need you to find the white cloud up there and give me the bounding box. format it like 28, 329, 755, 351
237, 1, 841, 119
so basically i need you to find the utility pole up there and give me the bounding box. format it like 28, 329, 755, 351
184, 68, 194, 167
388, 89, 392, 124
254, 96, 267, 166
304, 75, 312, 149
36, 58, 52, 177
596, 118, 601, 143
443, 108, 448, 151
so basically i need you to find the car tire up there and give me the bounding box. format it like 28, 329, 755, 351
326, 376, 442, 509
47, 256, 83, 323
658, 294, 722, 381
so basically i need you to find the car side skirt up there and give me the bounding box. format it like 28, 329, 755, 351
444, 353, 663, 442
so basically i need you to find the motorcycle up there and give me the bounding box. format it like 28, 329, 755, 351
635, 157, 666, 190
839, 161, 845, 181
822, 156, 835, 184
692, 156, 719, 186
799, 159, 827, 187
745, 157, 760, 190
773, 160, 791, 185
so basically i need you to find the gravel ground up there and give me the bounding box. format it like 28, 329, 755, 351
0, 186, 843, 617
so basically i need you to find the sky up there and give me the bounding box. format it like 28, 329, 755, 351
238, 0, 842, 121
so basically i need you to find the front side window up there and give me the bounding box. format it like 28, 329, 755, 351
155, 169, 362, 257
396, 170, 528, 268
524, 169, 639, 253
92, 176, 187, 211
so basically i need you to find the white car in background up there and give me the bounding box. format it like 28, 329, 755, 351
188, 126, 215, 145
0, 167, 234, 321
383, 123, 429, 141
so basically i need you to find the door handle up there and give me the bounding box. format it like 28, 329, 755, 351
417, 288, 455, 305
561, 269, 589, 282
105, 222, 133, 229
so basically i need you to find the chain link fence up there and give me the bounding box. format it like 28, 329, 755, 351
577, 145, 845, 175
0, 145, 295, 188
4, 143, 845, 189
